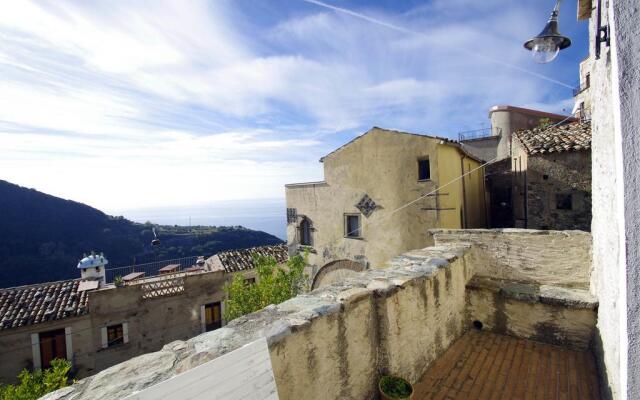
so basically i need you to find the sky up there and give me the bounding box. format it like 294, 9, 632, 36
0, 0, 588, 213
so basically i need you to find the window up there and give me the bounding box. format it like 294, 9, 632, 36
101, 323, 129, 348
299, 217, 312, 246
107, 324, 124, 346
418, 158, 431, 181
38, 328, 67, 369
556, 193, 573, 210
245, 277, 256, 285
344, 214, 361, 238
204, 302, 222, 332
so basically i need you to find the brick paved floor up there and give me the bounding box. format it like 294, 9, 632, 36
413, 330, 601, 400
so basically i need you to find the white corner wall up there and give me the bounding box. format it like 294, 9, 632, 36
610, 1, 640, 399
590, 1, 640, 399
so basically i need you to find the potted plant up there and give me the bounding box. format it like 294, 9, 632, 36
114, 275, 125, 288
379, 375, 414, 400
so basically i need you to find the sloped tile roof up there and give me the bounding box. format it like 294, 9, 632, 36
0, 279, 91, 330
514, 122, 591, 155
215, 244, 289, 273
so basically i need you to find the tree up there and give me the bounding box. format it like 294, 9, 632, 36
0, 359, 71, 400
223, 254, 308, 322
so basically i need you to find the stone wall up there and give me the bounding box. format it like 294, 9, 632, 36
525, 152, 592, 231
587, 1, 625, 398
0, 271, 236, 384
466, 276, 597, 349
613, 0, 640, 398
88, 271, 230, 373
44, 244, 473, 400
0, 316, 93, 384
431, 229, 592, 288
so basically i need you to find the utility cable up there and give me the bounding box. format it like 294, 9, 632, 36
300, 0, 575, 90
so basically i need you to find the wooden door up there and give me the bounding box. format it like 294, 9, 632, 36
204, 302, 222, 332
39, 328, 66, 369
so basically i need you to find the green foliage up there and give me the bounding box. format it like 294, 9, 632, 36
538, 117, 552, 129
223, 254, 308, 322
114, 275, 124, 287
0, 359, 71, 400
379, 376, 413, 399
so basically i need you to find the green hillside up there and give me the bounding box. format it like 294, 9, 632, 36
0, 180, 283, 287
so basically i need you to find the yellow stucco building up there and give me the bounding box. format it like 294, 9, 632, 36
285, 127, 486, 288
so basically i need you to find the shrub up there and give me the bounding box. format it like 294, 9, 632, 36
223, 253, 307, 322
379, 375, 413, 399
538, 117, 552, 129
0, 359, 71, 400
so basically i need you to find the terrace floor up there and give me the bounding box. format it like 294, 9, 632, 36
414, 330, 601, 400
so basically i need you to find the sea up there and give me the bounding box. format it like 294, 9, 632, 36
116, 198, 287, 240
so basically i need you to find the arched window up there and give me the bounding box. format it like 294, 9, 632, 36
299, 217, 312, 246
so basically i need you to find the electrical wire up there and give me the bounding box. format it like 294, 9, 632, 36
300, 0, 576, 90
338, 155, 499, 240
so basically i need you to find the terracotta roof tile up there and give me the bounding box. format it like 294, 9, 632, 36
0, 279, 91, 330
514, 121, 591, 155
215, 245, 289, 273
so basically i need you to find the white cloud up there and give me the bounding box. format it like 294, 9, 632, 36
0, 0, 583, 210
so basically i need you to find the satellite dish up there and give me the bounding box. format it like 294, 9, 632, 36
151, 228, 161, 246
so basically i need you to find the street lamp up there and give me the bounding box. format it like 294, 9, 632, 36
524, 0, 571, 64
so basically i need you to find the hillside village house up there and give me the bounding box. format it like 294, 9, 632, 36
0, 245, 288, 383
456, 105, 591, 230
511, 122, 592, 230
285, 127, 486, 289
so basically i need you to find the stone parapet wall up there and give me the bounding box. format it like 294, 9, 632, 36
44, 244, 473, 400
430, 229, 592, 288
466, 277, 597, 349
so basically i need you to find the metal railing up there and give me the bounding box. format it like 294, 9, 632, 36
105, 255, 200, 283
573, 80, 590, 97
458, 127, 499, 141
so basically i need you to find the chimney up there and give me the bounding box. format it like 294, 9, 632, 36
78, 252, 108, 287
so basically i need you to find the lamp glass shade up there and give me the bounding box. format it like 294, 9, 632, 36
531, 37, 561, 63
523, 2, 571, 64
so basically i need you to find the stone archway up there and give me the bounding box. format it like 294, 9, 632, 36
311, 259, 365, 289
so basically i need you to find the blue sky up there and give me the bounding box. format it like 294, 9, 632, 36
0, 0, 588, 212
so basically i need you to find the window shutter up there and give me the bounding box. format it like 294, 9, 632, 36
122, 322, 129, 344
200, 305, 206, 333
101, 327, 108, 348
31, 333, 41, 370
221, 301, 226, 326
64, 327, 73, 363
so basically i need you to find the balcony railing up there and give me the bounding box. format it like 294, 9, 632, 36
573, 80, 590, 97
105, 255, 200, 283
458, 127, 499, 141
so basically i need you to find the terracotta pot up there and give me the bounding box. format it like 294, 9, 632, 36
378, 376, 414, 400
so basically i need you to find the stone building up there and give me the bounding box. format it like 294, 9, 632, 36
459, 105, 576, 163
575, 0, 640, 398
0, 245, 288, 383
285, 127, 486, 288
510, 121, 592, 230
474, 106, 587, 229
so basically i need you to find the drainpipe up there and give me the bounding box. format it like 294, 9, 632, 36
460, 155, 468, 229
